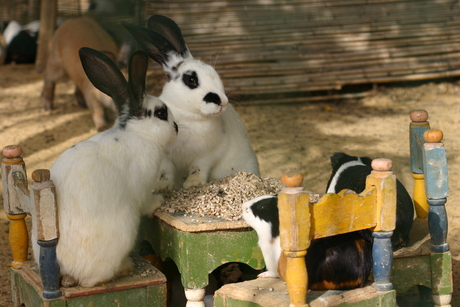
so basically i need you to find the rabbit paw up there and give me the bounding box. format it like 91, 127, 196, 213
157, 171, 175, 192
143, 193, 164, 217
61, 275, 78, 287
183, 171, 206, 189
116, 256, 134, 278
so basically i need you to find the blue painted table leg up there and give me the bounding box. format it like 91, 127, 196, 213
372, 231, 393, 291
38, 239, 62, 299
428, 199, 449, 253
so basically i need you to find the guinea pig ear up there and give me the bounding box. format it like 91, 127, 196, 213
79, 47, 131, 115
127, 50, 149, 116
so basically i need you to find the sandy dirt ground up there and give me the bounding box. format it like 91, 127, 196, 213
0, 63, 459, 306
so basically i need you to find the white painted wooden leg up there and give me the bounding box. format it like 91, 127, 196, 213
185, 288, 206, 307
433, 294, 451, 307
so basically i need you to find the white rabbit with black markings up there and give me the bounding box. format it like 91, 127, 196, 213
32, 47, 178, 287
122, 15, 260, 190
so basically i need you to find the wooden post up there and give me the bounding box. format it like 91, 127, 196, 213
409, 109, 430, 220
421, 129, 449, 253
1, 145, 30, 268
421, 129, 452, 307
31, 169, 62, 299
278, 174, 310, 307
35, 0, 58, 73
366, 158, 396, 291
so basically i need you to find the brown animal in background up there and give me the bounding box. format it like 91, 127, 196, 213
41, 17, 119, 131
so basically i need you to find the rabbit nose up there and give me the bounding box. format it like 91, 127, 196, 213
174, 122, 178, 134
203, 92, 222, 105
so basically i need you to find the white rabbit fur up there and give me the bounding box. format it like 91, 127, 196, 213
123, 15, 260, 190
32, 48, 177, 287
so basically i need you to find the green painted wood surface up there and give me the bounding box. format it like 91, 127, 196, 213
10, 263, 167, 307
11, 268, 66, 307
138, 216, 264, 289
430, 251, 453, 296
392, 254, 431, 293
65, 285, 166, 307
392, 251, 452, 297
214, 296, 262, 307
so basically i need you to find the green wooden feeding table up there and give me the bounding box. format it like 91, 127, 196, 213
138, 211, 265, 306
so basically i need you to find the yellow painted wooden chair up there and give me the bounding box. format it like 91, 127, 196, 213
215, 109, 451, 307
215, 158, 398, 306
2, 146, 168, 307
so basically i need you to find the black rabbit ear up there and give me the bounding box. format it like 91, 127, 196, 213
122, 22, 174, 65
79, 47, 130, 114
128, 50, 149, 115
147, 15, 188, 56
122, 20, 190, 78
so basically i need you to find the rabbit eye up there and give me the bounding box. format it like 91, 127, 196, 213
154, 107, 168, 121
182, 71, 199, 89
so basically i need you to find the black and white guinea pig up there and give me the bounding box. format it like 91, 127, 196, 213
326, 152, 414, 249
243, 195, 372, 290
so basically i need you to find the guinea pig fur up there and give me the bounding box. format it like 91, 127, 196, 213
242, 195, 372, 290
242, 195, 281, 278
326, 152, 414, 249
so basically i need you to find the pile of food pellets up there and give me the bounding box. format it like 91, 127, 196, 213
161, 172, 283, 221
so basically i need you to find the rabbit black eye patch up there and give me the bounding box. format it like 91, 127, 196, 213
153, 106, 168, 121
182, 71, 199, 89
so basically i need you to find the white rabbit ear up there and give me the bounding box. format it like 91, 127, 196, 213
122, 20, 191, 79
128, 50, 148, 114
79, 47, 142, 128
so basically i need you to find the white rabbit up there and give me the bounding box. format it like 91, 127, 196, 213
122, 15, 260, 190
32, 48, 178, 287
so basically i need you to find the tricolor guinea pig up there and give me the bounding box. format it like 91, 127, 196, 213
326, 152, 414, 249
242, 195, 373, 290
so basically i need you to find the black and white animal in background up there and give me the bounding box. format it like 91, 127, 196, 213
122, 15, 260, 190
243, 195, 372, 290
32, 48, 178, 287
326, 152, 414, 249
2, 20, 38, 64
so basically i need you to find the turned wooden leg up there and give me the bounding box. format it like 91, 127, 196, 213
7, 213, 29, 268
372, 231, 393, 291
412, 173, 429, 220
285, 251, 308, 307
184, 288, 205, 307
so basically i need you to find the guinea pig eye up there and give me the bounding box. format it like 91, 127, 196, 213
182, 71, 199, 89
154, 107, 168, 121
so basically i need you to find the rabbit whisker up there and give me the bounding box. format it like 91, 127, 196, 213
213, 51, 222, 69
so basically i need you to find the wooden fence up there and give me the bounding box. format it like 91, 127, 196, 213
143, 0, 460, 104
